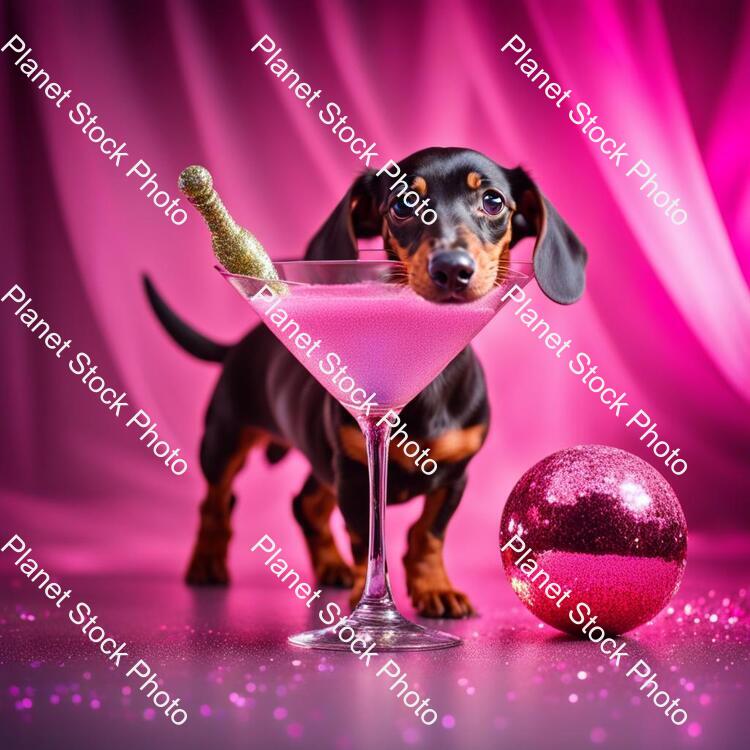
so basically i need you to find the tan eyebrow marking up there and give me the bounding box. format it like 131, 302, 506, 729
411, 176, 427, 196
467, 172, 482, 189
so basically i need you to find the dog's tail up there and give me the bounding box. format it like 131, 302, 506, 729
142, 275, 230, 363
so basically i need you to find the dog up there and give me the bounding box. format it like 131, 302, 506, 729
144, 147, 586, 618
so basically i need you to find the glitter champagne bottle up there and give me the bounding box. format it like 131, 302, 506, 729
178, 165, 280, 281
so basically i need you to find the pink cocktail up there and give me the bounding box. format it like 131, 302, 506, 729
223, 260, 532, 651
245, 280, 501, 415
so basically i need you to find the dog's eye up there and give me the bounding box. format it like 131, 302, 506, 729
390, 198, 412, 221
481, 190, 505, 215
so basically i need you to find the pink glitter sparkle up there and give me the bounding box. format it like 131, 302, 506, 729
590, 727, 607, 743
287, 722, 304, 738
402, 728, 419, 744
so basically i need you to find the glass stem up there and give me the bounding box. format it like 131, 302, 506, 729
357, 414, 395, 605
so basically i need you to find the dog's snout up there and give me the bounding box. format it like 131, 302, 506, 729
428, 250, 476, 293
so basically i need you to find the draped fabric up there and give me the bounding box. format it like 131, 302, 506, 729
1, 0, 748, 573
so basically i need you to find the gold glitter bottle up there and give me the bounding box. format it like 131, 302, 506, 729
178, 165, 280, 281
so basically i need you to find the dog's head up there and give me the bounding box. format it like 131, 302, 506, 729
305, 147, 587, 304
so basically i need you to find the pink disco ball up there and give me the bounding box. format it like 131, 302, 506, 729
500, 445, 687, 635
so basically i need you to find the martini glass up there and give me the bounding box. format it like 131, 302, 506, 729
221, 258, 532, 650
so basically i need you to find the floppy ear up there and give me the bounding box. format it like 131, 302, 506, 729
510, 168, 588, 304
304, 172, 382, 260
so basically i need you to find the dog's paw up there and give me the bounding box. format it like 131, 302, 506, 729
411, 587, 475, 618
348, 572, 367, 609
315, 559, 354, 588
185, 552, 230, 586
309, 540, 354, 588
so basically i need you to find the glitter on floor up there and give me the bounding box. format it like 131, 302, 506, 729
1, 534, 748, 750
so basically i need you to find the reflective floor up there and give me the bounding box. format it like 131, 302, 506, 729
1, 535, 748, 750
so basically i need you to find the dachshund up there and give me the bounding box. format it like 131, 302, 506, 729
144, 147, 587, 618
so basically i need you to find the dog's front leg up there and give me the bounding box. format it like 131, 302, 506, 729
403, 478, 475, 618
335, 463, 371, 610
292, 475, 353, 588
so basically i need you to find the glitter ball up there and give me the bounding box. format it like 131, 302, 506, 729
273, 707, 288, 720
442, 714, 456, 729
500, 446, 687, 634
569, 693, 579, 703
577, 671, 587, 680
200, 704, 212, 717
687, 722, 702, 738
90, 699, 101, 710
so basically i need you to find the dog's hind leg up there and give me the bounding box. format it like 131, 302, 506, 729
292, 475, 353, 588
186, 425, 261, 585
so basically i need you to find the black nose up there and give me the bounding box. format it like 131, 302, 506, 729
428, 251, 476, 293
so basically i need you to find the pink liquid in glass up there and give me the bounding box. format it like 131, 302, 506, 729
250, 281, 502, 413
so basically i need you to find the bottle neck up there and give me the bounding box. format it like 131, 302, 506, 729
194, 191, 238, 236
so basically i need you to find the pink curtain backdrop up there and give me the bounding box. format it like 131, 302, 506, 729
1, 0, 749, 575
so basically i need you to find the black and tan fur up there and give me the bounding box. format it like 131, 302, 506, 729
144, 147, 586, 618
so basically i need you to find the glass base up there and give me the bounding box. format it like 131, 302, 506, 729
288, 597, 461, 652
